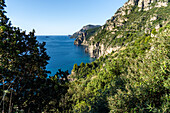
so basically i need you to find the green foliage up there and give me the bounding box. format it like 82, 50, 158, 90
151, 28, 157, 35
80, 62, 85, 68
0, 1, 69, 112
73, 63, 78, 72
66, 23, 170, 112
50, 2, 170, 112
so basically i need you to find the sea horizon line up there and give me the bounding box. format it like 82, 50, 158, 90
36, 35, 71, 36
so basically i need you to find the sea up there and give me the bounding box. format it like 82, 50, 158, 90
36, 35, 95, 76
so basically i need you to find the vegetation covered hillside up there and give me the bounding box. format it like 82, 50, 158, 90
67, 0, 170, 112
74, 0, 170, 58
0, 0, 169, 112
69, 23, 170, 112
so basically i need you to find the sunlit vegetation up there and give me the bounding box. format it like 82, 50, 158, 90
69, 25, 170, 112
0, 0, 169, 112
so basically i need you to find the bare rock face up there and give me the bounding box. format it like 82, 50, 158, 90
87, 42, 121, 58
138, 0, 150, 11
155, 1, 168, 7
106, 0, 139, 30
122, 0, 168, 12
106, 0, 169, 31
150, 14, 158, 21
74, 32, 88, 45
126, 0, 139, 6
71, 25, 101, 45
138, 0, 169, 11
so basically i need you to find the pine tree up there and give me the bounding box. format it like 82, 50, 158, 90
80, 62, 85, 68
0, 0, 8, 26
73, 63, 78, 72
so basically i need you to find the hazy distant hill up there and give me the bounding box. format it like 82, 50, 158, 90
70, 24, 101, 39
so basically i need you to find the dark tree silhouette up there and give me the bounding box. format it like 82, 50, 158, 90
0, 0, 69, 112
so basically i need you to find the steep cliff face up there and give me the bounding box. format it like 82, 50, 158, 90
74, 32, 87, 45
138, 0, 168, 11
106, 0, 169, 30
73, 0, 169, 58
70, 25, 100, 45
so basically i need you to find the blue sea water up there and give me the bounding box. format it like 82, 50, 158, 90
36, 36, 95, 76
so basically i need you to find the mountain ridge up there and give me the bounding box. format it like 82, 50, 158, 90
73, 0, 169, 58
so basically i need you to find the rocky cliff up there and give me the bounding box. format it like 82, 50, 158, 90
106, 0, 169, 31
73, 0, 169, 58
70, 25, 100, 45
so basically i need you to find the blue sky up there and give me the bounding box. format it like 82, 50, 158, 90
5, 0, 127, 35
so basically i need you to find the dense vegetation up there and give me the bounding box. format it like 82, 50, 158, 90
68, 1, 170, 112
0, 0, 69, 112
0, 0, 169, 112
69, 23, 170, 112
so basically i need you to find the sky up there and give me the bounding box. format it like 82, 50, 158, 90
5, 0, 127, 35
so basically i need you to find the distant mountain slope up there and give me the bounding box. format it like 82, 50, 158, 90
70, 25, 101, 46
70, 24, 101, 39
